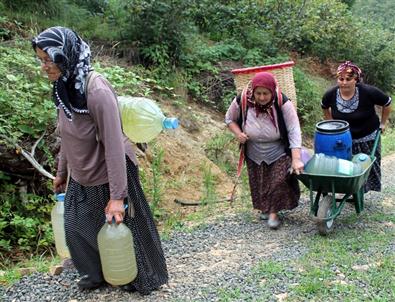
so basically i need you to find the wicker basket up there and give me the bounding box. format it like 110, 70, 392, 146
231, 61, 297, 106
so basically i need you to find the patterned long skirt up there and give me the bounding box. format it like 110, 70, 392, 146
246, 155, 300, 214
352, 137, 381, 192
64, 156, 168, 295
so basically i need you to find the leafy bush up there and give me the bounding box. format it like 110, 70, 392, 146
204, 131, 238, 175
70, 0, 108, 14
107, 0, 195, 66
353, 0, 395, 31
0, 181, 53, 253
293, 67, 326, 136
346, 23, 395, 93
189, 0, 263, 45
1, 0, 50, 11
0, 41, 55, 141
2, 0, 75, 20
0, 40, 55, 255
291, 0, 353, 59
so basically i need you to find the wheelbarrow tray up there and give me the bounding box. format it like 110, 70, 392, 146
296, 158, 376, 235
296, 129, 380, 235
297, 158, 375, 194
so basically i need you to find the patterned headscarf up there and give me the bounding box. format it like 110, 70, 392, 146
336, 61, 362, 83
32, 26, 92, 120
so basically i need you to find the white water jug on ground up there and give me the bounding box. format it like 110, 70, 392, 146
51, 193, 70, 259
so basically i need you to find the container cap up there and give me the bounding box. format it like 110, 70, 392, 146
56, 193, 65, 202
358, 154, 368, 161
316, 120, 349, 133
162, 117, 179, 129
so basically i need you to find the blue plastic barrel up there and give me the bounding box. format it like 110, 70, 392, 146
314, 120, 352, 160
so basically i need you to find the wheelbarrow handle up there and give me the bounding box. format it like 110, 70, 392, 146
370, 128, 381, 159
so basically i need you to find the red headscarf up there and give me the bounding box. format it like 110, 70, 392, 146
246, 71, 281, 129
248, 72, 281, 119
251, 71, 276, 97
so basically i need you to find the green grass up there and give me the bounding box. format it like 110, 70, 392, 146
212, 210, 394, 302
382, 127, 395, 156
289, 227, 394, 300
0, 254, 60, 286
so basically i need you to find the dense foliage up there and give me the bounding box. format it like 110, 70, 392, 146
353, 0, 395, 31
0, 0, 393, 257
2, 0, 394, 91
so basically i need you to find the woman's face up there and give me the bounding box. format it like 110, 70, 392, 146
36, 48, 62, 82
253, 87, 272, 105
337, 71, 357, 92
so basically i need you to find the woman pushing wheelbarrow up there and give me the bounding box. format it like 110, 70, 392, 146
298, 61, 391, 235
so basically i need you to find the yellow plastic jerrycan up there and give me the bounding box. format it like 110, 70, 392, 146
118, 96, 179, 143
97, 221, 137, 286
51, 193, 70, 259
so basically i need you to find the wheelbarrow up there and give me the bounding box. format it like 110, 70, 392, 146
297, 129, 381, 235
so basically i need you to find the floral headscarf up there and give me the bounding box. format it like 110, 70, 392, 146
336, 61, 362, 82
32, 26, 92, 120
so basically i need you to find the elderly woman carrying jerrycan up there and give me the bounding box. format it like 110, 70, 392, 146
32, 26, 168, 295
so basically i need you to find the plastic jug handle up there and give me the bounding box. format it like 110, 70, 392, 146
105, 204, 129, 224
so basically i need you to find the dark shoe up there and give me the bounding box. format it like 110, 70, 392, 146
259, 212, 269, 220
268, 217, 280, 229
121, 283, 156, 296
61, 258, 75, 269
121, 283, 137, 292
77, 275, 104, 290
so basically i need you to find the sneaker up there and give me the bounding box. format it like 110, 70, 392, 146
268, 218, 280, 229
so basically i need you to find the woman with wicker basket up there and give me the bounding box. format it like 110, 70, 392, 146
225, 72, 304, 229
321, 61, 392, 192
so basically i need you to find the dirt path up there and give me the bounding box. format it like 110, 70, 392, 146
131, 153, 395, 301
2, 154, 394, 302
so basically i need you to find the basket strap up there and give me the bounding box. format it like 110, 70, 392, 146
236, 82, 250, 177
236, 146, 245, 177
240, 82, 249, 127
275, 78, 283, 107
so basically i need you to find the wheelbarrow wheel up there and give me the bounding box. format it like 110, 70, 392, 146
317, 195, 334, 235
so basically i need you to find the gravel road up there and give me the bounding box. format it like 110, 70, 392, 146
2, 154, 394, 302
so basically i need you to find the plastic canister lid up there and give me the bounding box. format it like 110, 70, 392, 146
162, 117, 179, 129
358, 154, 368, 161
56, 193, 65, 202
316, 120, 349, 133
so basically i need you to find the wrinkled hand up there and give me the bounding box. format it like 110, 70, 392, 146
236, 132, 249, 144
290, 158, 304, 175
105, 199, 125, 224
53, 176, 67, 193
